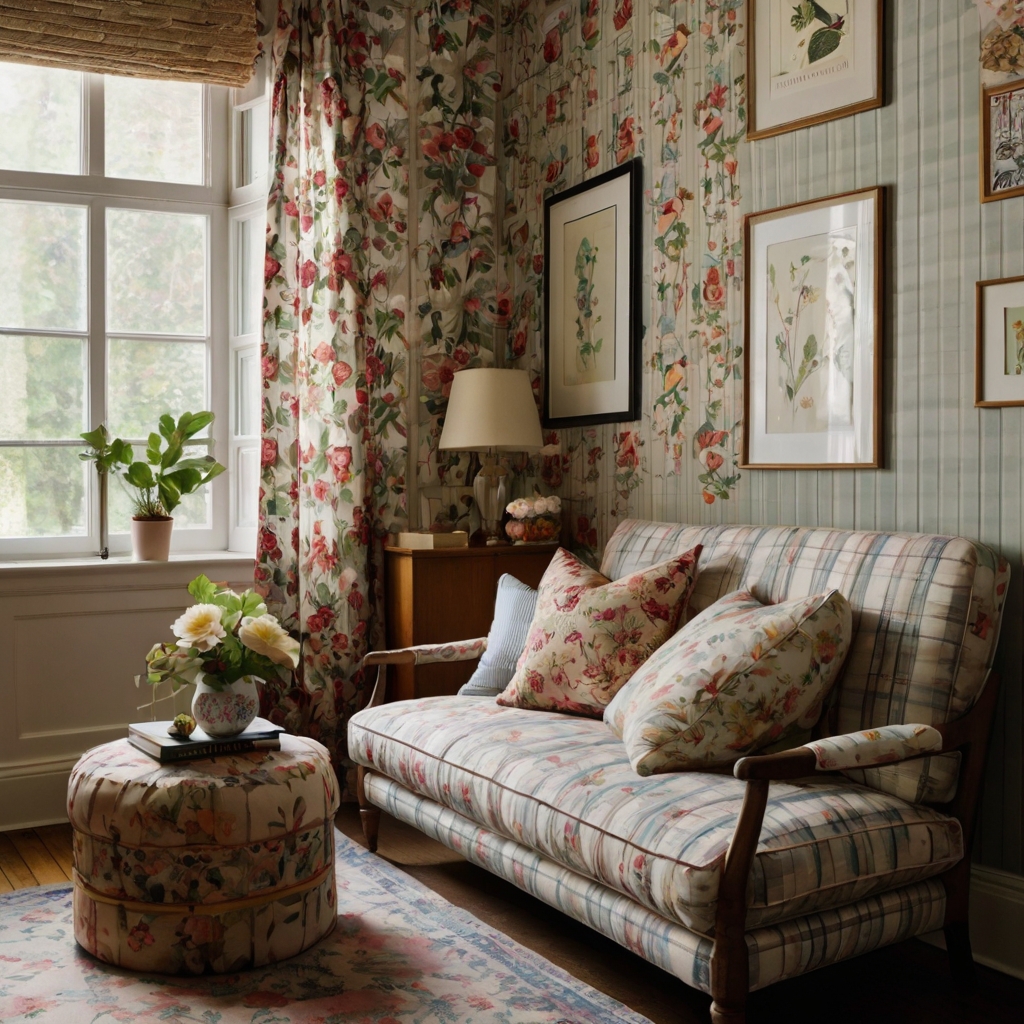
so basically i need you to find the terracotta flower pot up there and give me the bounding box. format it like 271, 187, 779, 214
131, 516, 173, 561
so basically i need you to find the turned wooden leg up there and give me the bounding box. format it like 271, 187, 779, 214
356, 765, 381, 853
709, 1000, 746, 1024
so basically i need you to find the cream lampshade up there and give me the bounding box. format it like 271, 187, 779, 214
438, 368, 543, 544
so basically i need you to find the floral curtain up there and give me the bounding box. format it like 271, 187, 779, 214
257, 0, 410, 791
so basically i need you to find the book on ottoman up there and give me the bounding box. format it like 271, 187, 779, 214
128, 717, 284, 763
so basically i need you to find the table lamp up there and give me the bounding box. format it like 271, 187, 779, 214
438, 367, 544, 545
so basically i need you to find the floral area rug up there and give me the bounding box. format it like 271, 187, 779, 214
0, 829, 653, 1024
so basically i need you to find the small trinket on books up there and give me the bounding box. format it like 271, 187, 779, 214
168, 713, 197, 739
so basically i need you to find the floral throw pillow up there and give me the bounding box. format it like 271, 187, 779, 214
495, 545, 703, 717
605, 588, 852, 775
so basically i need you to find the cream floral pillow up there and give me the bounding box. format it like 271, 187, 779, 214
495, 545, 703, 717
605, 588, 852, 775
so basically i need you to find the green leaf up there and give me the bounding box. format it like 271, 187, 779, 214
80, 425, 109, 449
160, 442, 183, 470
125, 461, 155, 489
158, 414, 176, 441
180, 410, 214, 439
802, 333, 818, 364
808, 27, 842, 63
188, 574, 218, 602
157, 475, 182, 514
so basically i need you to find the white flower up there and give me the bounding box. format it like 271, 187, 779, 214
338, 566, 358, 590
507, 498, 531, 520
547, 495, 562, 512
172, 604, 227, 652
532, 496, 549, 515
239, 614, 301, 668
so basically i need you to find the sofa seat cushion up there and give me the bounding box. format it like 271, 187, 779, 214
349, 696, 963, 935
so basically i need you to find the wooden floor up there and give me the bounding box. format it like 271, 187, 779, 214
6, 812, 1024, 1024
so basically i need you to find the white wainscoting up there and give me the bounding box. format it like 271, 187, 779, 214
0, 553, 253, 829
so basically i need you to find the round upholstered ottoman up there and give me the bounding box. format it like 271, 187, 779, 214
67, 734, 339, 974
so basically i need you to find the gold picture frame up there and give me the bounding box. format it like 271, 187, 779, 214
747, 0, 884, 141
981, 79, 1024, 204
742, 187, 885, 469
975, 274, 1024, 407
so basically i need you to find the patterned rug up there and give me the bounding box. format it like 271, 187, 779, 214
0, 829, 652, 1024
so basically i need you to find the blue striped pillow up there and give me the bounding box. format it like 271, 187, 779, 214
458, 574, 538, 697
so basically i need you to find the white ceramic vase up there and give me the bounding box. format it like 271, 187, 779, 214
191, 673, 262, 738
131, 517, 173, 561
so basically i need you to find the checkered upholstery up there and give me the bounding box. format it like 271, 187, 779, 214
600, 521, 1009, 802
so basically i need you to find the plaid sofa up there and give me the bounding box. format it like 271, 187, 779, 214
349, 521, 1008, 1019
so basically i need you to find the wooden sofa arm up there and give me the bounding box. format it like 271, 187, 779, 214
359, 638, 488, 710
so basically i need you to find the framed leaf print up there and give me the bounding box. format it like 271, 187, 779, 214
742, 187, 884, 469
543, 159, 641, 428
982, 79, 1024, 203
747, 0, 884, 141
975, 275, 1024, 406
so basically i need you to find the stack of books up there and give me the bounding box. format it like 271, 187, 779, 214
128, 718, 285, 764
395, 530, 469, 549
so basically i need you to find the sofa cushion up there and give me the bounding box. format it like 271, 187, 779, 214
605, 589, 852, 775
495, 545, 702, 716
349, 696, 963, 935
599, 521, 1009, 802
459, 574, 537, 697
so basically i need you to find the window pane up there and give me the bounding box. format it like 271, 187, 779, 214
107, 209, 207, 335
236, 100, 269, 188
109, 444, 211, 532
0, 63, 82, 175
0, 446, 86, 536
235, 349, 259, 436
105, 77, 204, 184
234, 215, 263, 336
0, 336, 86, 440
236, 445, 259, 528
107, 338, 208, 439
0, 200, 87, 332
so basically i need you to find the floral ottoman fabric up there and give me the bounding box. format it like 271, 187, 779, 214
349, 696, 963, 935
68, 735, 340, 974
605, 588, 852, 775
496, 545, 702, 716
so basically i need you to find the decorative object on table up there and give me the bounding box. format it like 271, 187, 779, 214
139, 574, 300, 738
742, 186, 884, 469
458, 573, 538, 697
505, 492, 562, 544
66, 735, 339, 974
543, 159, 642, 427
2, 832, 650, 1024
80, 411, 225, 561
395, 530, 469, 549
167, 712, 196, 738
747, 0, 883, 140
384, 541, 558, 701
981, 78, 1024, 202
438, 367, 543, 545
496, 545, 703, 717
605, 588, 853, 776
129, 716, 283, 764
975, 273, 1024, 405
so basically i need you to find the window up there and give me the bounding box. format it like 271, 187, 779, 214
0, 62, 264, 558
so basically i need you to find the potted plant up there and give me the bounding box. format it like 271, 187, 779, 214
139, 574, 300, 737
81, 411, 225, 561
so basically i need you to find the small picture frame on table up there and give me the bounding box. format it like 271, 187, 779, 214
976, 275, 1024, 407
981, 79, 1024, 203
747, 0, 884, 141
543, 159, 642, 428
742, 186, 884, 469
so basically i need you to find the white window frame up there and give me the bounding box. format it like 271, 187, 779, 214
0, 71, 233, 559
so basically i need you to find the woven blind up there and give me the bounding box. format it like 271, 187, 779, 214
0, 1, 258, 87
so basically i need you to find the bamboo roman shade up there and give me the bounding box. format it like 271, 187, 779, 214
0, 1, 258, 87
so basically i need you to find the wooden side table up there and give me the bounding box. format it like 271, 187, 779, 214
384, 543, 558, 700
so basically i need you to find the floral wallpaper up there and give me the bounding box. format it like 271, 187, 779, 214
499, 0, 745, 559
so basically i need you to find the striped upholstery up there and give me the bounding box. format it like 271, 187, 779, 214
349, 697, 962, 935
459, 574, 537, 697
600, 521, 1009, 802
363, 772, 948, 995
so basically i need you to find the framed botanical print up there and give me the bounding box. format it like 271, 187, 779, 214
976, 275, 1024, 406
982, 79, 1024, 203
742, 187, 884, 469
747, 0, 884, 141
543, 159, 641, 428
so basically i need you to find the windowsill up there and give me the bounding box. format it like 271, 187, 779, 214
0, 550, 254, 578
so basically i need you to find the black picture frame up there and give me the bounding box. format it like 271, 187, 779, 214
543, 158, 642, 429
